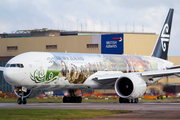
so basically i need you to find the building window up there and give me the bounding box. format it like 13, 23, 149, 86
46, 45, 57, 49
87, 44, 98, 48
7, 46, 18, 50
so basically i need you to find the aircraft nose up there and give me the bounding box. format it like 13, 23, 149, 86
3, 68, 21, 85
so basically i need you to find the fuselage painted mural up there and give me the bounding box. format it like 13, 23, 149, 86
30, 53, 159, 84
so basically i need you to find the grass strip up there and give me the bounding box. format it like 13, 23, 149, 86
0, 109, 129, 120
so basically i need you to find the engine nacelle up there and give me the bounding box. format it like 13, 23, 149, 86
14, 88, 44, 98
115, 73, 146, 99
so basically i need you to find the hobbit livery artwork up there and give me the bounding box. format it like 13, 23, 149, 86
30, 54, 159, 84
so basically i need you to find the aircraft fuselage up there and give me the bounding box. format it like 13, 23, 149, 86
3, 52, 173, 90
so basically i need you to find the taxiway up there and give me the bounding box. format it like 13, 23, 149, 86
1, 102, 180, 111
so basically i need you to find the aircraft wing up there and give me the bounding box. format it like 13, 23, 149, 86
167, 65, 180, 69
0, 67, 4, 71
91, 71, 122, 88
91, 68, 180, 88
141, 69, 180, 78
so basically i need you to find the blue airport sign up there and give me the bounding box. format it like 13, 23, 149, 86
101, 34, 123, 54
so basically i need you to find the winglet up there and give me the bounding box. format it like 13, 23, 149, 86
151, 8, 174, 60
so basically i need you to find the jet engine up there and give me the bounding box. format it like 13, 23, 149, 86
14, 86, 44, 98
115, 73, 146, 99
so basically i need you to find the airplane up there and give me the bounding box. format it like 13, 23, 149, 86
0, 8, 180, 104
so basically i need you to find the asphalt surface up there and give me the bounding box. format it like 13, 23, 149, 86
1, 102, 180, 110
1, 103, 180, 119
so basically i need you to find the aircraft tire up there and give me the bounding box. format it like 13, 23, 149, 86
63, 96, 67, 103
70, 97, 74, 103
17, 98, 22, 105
119, 97, 126, 103
23, 98, 27, 104
119, 97, 123, 103
119, 98, 133, 103
63, 96, 82, 103
134, 98, 138, 103
74, 97, 78, 103
125, 99, 130, 103
77, 96, 82, 103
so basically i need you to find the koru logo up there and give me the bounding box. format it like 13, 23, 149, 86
161, 23, 170, 52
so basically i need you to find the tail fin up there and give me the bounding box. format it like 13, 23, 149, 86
151, 8, 174, 60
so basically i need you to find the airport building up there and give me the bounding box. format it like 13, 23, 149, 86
0, 28, 180, 94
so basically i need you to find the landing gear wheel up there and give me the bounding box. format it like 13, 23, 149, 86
63, 96, 67, 103
119, 97, 124, 103
17, 98, 27, 104
134, 98, 138, 103
63, 96, 82, 103
77, 96, 82, 103
17, 98, 22, 105
119, 98, 131, 103
74, 97, 79, 103
23, 98, 27, 104
119, 97, 138, 103
119, 97, 129, 103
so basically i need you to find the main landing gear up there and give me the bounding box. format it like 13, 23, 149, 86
63, 90, 82, 103
119, 97, 138, 103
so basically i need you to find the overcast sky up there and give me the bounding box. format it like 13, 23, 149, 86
0, 0, 180, 56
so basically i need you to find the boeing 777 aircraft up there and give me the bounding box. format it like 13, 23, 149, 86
0, 8, 180, 104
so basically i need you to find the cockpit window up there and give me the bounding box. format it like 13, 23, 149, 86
6, 63, 24, 68
5, 64, 10, 67
17, 64, 21, 68
17, 64, 24, 68
10, 64, 16, 67
21, 64, 24, 68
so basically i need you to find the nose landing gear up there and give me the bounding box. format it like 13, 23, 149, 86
17, 97, 27, 104
15, 86, 27, 105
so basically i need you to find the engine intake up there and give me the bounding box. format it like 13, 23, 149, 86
117, 77, 133, 96
115, 73, 146, 99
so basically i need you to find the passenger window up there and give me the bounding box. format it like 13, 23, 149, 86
10, 64, 16, 67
